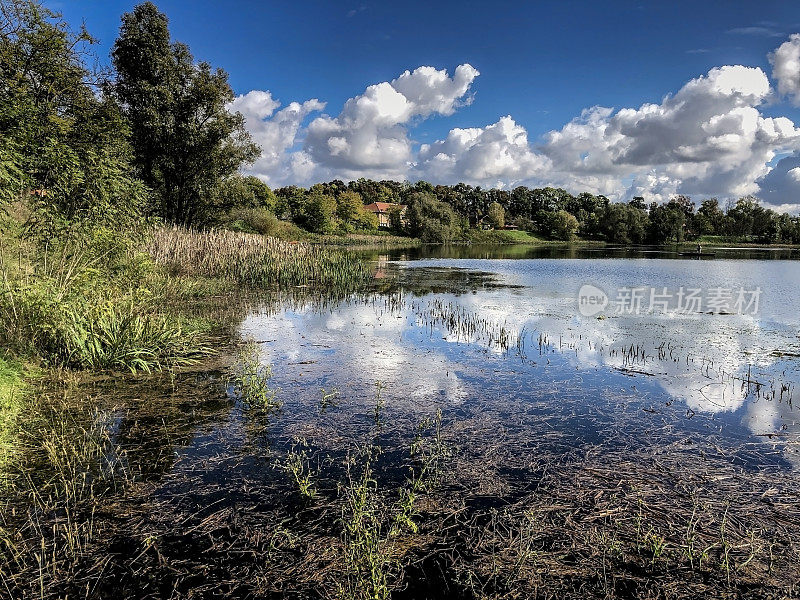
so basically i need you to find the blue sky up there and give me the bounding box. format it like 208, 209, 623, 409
49, 1, 800, 208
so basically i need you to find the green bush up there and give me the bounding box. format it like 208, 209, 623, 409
224, 207, 309, 240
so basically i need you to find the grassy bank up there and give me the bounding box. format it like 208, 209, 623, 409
0, 216, 377, 379
679, 235, 800, 248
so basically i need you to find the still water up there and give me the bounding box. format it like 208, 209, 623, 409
237, 247, 800, 472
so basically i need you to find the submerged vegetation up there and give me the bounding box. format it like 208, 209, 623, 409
0, 388, 130, 596
230, 340, 279, 409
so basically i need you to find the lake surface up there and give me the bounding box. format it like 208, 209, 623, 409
228, 247, 800, 475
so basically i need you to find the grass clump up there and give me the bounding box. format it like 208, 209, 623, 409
60, 300, 210, 372
0, 230, 212, 374
148, 226, 374, 289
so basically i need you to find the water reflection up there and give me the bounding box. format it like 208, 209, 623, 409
242, 254, 800, 470
371, 244, 800, 262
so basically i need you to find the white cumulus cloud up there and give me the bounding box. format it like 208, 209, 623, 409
231, 42, 800, 206
227, 90, 325, 186
302, 64, 480, 180
769, 33, 800, 105
537, 65, 800, 202
413, 116, 551, 187
755, 153, 800, 212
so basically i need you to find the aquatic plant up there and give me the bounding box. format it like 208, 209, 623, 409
230, 341, 279, 409
319, 387, 340, 413
0, 393, 130, 597
335, 407, 450, 600
147, 226, 374, 290
284, 439, 316, 500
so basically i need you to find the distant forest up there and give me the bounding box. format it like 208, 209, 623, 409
268, 179, 800, 244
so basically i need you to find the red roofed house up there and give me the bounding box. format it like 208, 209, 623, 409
363, 202, 406, 229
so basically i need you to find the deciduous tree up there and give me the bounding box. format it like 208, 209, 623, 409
112, 1, 258, 226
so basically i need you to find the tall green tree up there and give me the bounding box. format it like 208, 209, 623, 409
487, 201, 505, 229
0, 0, 146, 236
112, 1, 258, 226
695, 198, 725, 235
304, 188, 336, 234
405, 192, 461, 243
545, 209, 579, 241
601, 203, 646, 244
648, 201, 686, 244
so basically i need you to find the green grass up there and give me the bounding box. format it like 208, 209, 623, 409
315, 232, 420, 248
496, 229, 547, 243
465, 228, 602, 245
0, 355, 26, 478
0, 218, 215, 374
681, 235, 800, 247
0, 355, 24, 411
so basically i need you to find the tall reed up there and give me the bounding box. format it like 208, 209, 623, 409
147, 227, 373, 289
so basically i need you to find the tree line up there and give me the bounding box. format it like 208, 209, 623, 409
272, 180, 800, 244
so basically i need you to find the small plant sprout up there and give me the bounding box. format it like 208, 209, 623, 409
320, 387, 340, 413
284, 438, 316, 500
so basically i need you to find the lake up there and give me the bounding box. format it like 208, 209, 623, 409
236, 247, 800, 472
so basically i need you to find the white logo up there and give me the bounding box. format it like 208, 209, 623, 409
578, 284, 608, 317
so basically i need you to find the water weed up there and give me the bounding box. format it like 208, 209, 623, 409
320, 387, 340, 413
284, 439, 317, 500
0, 393, 130, 597
335, 408, 451, 600
230, 341, 279, 409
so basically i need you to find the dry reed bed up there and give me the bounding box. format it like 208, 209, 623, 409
147, 227, 373, 289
